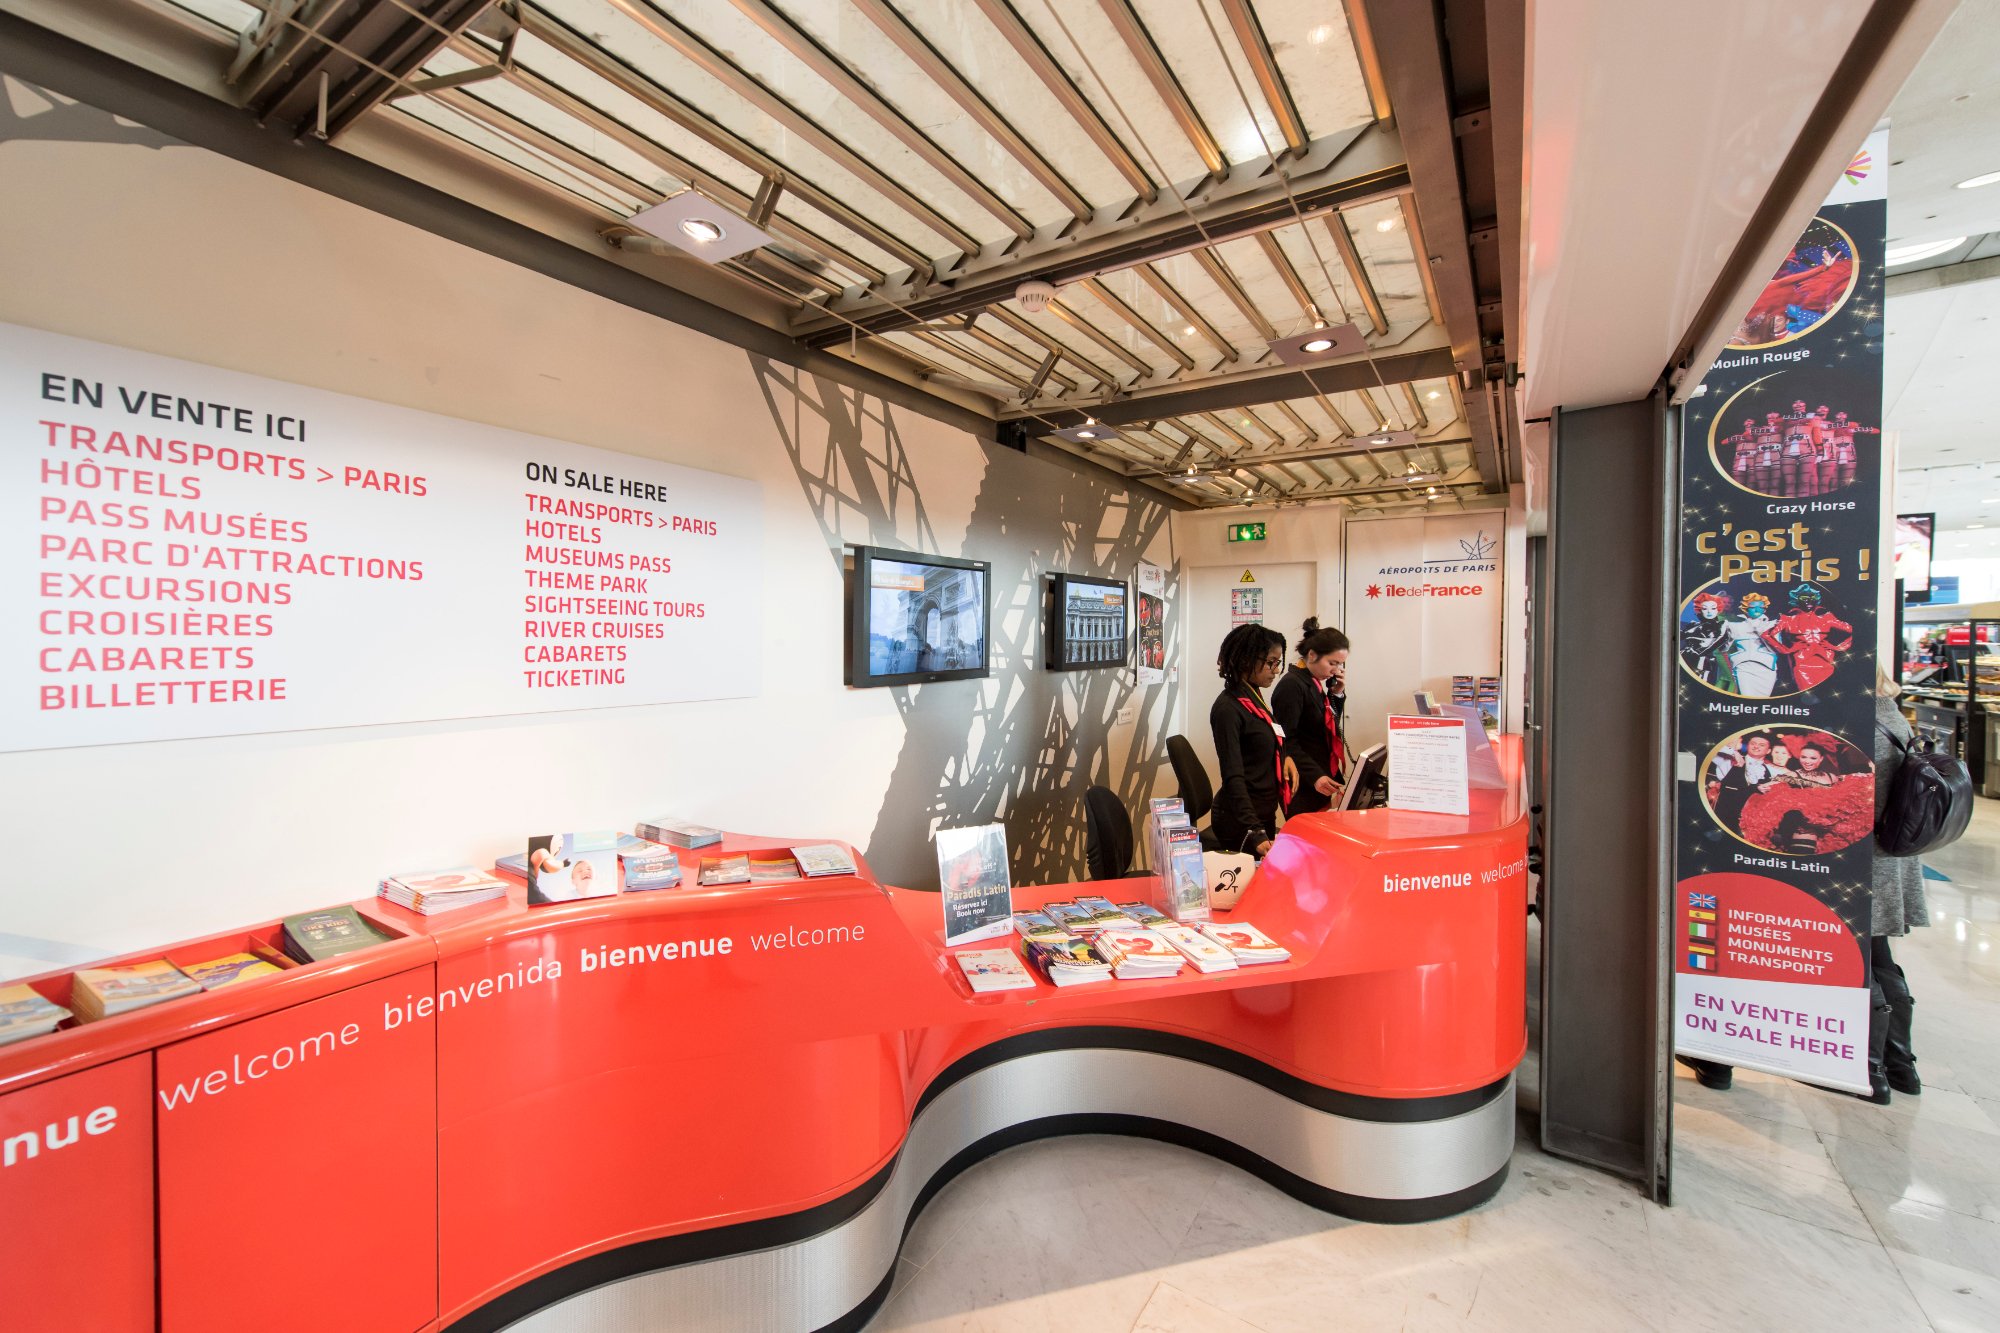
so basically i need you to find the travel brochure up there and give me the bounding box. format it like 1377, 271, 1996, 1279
955, 893, 1288, 993
1146, 797, 1210, 923
526, 831, 623, 907
936, 822, 1014, 946
0, 817, 864, 1046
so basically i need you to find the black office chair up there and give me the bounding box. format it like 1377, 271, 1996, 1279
1084, 785, 1147, 880
1165, 735, 1225, 852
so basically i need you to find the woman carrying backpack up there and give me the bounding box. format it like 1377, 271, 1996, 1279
1870, 667, 1930, 1102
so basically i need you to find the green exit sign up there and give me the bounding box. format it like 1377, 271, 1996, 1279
1227, 522, 1267, 543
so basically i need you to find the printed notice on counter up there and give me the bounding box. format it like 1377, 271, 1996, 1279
2, 322, 762, 750
1385, 715, 1470, 815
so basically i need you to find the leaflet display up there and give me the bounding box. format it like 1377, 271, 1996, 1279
1385, 715, 1470, 815
3, 322, 762, 751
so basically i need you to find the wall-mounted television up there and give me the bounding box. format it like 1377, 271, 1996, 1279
1895, 512, 1934, 604
849, 546, 991, 687
1047, 573, 1128, 671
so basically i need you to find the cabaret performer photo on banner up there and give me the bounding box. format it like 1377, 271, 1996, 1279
1677, 576, 1857, 699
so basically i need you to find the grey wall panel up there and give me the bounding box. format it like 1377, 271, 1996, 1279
1538, 395, 1672, 1193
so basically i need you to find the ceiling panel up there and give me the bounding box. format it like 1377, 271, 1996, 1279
544, 0, 997, 256
891, 2, 1138, 209
1010, 0, 1210, 185
728, 0, 1076, 228
54, 0, 1492, 510
1249, 0, 1375, 139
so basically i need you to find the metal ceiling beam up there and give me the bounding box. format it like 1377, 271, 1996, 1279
1274, 401, 1318, 441
1079, 278, 1195, 371
470, 70, 878, 285
1044, 302, 1155, 377
1358, 0, 1504, 491
1133, 264, 1235, 360
1323, 211, 1387, 334
1124, 433, 1470, 474
986, 306, 1120, 388
1254, 231, 1322, 325
967, 0, 1155, 202
0, 8, 1011, 446
961, 322, 1081, 393
1096, 0, 1224, 174
517, 12, 935, 276
1010, 342, 1455, 428
850, 0, 1092, 223
322, 0, 497, 140
1219, 0, 1307, 154
1191, 247, 1279, 342
794, 120, 1405, 343
1313, 391, 1358, 438
596, 0, 982, 256
720, 0, 1033, 241
907, 331, 1035, 393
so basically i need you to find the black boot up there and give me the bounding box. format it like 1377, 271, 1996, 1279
1859, 984, 1894, 1104
1676, 1055, 1733, 1091
1879, 960, 1920, 1095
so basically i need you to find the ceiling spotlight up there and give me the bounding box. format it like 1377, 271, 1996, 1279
1375, 217, 1397, 233
1956, 170, 2000, 190
1307, 23, 1333, 44
1426, 390, 1442, 400
627, 190, 776, 261
1373, 435, 1391, 445
1182, 324, 1197, 336
1077, 429, 1097, 439
1970, 523, 1988, 530
1267, 321, 1363, 365
1427, 486, 1437, 495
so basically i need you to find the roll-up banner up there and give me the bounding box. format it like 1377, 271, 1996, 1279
1672, 131, 1887, 1093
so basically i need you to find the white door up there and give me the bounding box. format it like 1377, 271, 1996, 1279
1183, 560, 1318, 798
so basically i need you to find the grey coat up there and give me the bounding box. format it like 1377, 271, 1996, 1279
1872, 695, 1931, 937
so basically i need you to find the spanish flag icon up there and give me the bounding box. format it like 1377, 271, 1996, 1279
1688, 908, 1717, 923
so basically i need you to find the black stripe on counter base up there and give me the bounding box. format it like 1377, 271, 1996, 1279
913, 1025, 1514, 1124
441, 1153, 897, 1333
927, 1113, 1512, 1227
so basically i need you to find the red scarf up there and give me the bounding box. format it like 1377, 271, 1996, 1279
1320, 678, 1344, 777
1236, 692, 1292, 807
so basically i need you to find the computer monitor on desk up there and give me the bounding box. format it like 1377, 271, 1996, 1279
1339, 743, 1388, 811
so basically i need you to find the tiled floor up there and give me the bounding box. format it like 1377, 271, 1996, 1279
869, 800, 2000, 1332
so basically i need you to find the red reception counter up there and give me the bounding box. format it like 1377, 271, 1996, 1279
0, 760, 1527, 1333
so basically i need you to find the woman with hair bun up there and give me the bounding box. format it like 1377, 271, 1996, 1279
1271, 617, 1350, 816
1209, 622, 1291, 856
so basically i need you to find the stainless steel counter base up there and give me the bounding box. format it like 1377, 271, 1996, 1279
479, 1043, 1517, 1333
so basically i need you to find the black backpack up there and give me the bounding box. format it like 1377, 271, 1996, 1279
1875, 723, 1974, 857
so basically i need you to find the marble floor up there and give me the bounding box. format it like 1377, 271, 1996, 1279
868, 800, 2000, 1332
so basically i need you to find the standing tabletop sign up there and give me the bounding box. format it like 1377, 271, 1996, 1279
3, 322, 763, 751
1386, 715, 1470, 816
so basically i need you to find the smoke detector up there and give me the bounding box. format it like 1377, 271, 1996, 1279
1015, 280, 1060, 313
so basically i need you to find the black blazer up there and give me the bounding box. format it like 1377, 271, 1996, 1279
1209, 683, 1283, 853
1271, 665, 1346, 816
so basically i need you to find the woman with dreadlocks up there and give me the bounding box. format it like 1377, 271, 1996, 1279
1208, 622, 1291, 856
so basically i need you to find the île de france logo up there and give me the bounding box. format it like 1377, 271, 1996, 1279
1365, 583, 1382, 598
1459, 530, 1497, 560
